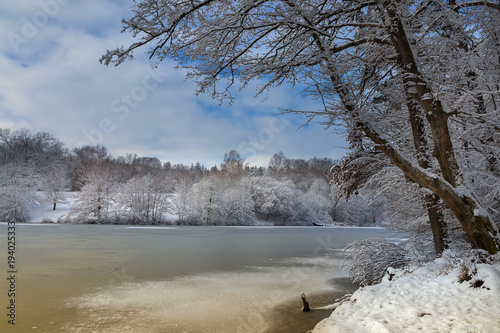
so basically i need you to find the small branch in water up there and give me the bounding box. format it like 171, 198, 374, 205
301, 293, 310, 312
300, 293, 352, 312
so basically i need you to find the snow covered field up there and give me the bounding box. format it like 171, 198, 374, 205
312, 252, 500, 333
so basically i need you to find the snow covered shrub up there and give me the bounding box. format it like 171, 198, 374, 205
342, 238, 410, 286
429, 249, 498, 291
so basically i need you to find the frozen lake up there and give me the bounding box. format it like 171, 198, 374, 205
0, 223, 400, 332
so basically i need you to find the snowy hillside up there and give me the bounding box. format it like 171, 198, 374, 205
28, 192, 76, 223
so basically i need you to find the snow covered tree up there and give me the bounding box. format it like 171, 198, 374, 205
0, 163, 36, 221
117, 173, 172, 224
172, 170, 193, 223
0, 128, 68, 220
250, 176, 294, 221
304, 178, 334, 224
248, 175, 316, 224
224, 183, 255, 225
187, 175, 227, 225
100, 0, 500, 251
40, 163, 70, 210
71, 163, 115, 222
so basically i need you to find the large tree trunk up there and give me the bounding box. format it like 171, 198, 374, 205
407, 99, 448, 255
425, 194, 447, 255
374, 0, 498, 253
380, 0, 460, 187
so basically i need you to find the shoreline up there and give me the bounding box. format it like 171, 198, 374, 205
5, 220, 384, 229
264, 278, 358, 333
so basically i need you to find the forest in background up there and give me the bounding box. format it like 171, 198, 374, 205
2, 125, 497, 262
0, 127, 386, 227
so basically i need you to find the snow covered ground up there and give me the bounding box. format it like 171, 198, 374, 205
28, 191, 75, 223
312, 252, 500, 333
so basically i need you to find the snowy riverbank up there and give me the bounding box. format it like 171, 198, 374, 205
312, 251, 500, 333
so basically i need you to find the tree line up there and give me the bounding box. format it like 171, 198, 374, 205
0, 128, 385, 226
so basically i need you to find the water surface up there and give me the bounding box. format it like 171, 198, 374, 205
0, 224, 399, 332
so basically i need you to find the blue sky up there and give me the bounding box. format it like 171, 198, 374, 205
0, 0, 348, 167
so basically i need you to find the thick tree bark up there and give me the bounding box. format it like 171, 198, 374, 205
380, 0, 461, 187
407, 94, 448, 255
425, 194, 447, 254
374, 0, 498, 253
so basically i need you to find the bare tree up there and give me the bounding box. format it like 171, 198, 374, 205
117, 173, 172, 224
220, 150, 245, 184
172, 170, 194, 223
41, 163, 70, 210
71, 163, 115, 222
0, 163, 36, 221
0, 128, 66, 167
268, 151, 289, 179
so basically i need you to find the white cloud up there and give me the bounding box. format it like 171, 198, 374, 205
0, 0, 348, 167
